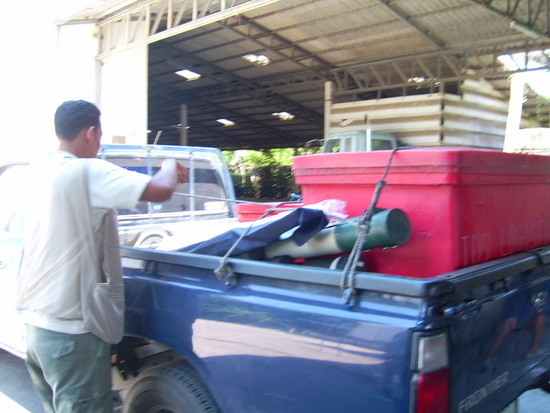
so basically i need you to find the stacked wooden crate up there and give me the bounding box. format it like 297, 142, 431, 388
329, 79, 536, 149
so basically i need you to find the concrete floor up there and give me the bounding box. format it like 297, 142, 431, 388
0, 349, 42, 413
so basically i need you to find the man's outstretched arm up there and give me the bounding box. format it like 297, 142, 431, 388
140, 159, 188, 203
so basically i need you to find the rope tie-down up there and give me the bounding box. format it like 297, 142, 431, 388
340, 148, 400, 304
213, 202, 290, 286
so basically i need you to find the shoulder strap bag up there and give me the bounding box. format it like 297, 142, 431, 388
81, 162, 125, 344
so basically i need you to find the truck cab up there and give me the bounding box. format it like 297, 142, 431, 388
98, 144, 237, 248
323, 130, 398, 152
306, 129, 398, 153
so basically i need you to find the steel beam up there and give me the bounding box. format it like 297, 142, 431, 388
218, 16, 333, 75
330, 40, 550, 96
468, 0, 550, 37
373, 0, 445, 49
97, 0, 283, 60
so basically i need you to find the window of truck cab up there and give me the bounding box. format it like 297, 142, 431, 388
102, 154, 231, 220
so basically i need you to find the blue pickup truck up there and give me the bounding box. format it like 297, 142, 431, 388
1, 145, 549, 413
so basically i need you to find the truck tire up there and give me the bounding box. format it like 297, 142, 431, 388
122, 362, 220, 413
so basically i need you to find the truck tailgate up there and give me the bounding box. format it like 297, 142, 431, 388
440, 248, 550, 413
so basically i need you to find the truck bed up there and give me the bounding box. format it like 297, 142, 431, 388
119, 245, 550, 413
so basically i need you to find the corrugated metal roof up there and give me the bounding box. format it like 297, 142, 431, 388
68, 0, 550, 149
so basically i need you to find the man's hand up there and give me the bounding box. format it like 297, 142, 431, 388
176, 162, 188, 184
141, 159, 188, 202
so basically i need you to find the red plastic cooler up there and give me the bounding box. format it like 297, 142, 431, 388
292, 148, 550, 278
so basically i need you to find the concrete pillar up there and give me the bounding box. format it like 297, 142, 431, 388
180, 104, 188, 146
56, 23, 100, 104
503, 73, 527, 152
324, 81, 333, 139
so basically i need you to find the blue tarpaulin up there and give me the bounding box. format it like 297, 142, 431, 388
178, 207, 328, 256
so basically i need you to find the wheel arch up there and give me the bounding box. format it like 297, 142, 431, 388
112, 335, 218, 409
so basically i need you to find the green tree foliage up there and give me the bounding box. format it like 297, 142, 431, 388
223, 148, 303, 200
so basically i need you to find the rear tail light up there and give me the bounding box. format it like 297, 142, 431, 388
414, 332, 449, 413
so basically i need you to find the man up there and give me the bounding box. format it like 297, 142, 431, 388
16, 100, 187, 412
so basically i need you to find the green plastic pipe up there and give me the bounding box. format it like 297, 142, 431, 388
264, 208, 411, 260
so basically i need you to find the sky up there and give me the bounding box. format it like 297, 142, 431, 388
499, 51, 550, 99
1, 3, 60, 162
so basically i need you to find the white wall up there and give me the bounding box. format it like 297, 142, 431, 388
0, 4, 149, 162
100, 45, 148, 145
58, 22, 149, 145
56, 23, 100, 104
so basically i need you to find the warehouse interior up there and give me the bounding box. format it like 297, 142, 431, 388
68, 0, 550, 150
